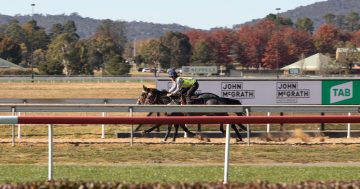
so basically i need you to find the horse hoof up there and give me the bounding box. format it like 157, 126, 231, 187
236, 139, 243, 142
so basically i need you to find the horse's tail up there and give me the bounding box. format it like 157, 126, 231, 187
220, 97, 242, 105
196, 93, 219, 99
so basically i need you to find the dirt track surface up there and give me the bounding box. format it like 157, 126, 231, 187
2, 136, 360, 144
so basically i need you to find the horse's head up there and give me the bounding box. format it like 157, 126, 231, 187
136, 85, 150, 105
144, 88, 161, 104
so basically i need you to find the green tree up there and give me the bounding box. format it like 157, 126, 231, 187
49, 23, 64, 39
4, 19, 28, 45
160, 32, 191, 68
323, 13, 336, 24
95, 19, 127, 55
22, 20, 50, 50
45, 33, 78, 75
336, 14, 346, 30
0, 36, 22, 64
90, 19, 128, 75
345, 11, 360, 32
105, 55, 131, 75
191, 39, 213, 65
295, 17, 314, 33
138, 39, 170, 68
37, 59, 64, 75
63, 20, 80, 41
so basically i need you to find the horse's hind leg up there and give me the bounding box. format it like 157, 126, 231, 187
180, 124, 195, 137
173, 124, 179, 142
156, 112, 161, 132
163, 124, 172, 142
197, 124, 201, 132
231, 124, 243, 142
219, 124, 225, 135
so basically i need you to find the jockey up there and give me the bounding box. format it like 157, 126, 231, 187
167, 69, 199, 105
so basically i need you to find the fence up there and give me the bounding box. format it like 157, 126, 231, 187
1, 114, 360, 183
1, 103, 360, 145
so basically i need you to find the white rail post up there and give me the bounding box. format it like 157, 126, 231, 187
129, 107, 134, 146
11, 107, 15, 147
245, 108, 250, 146
101, 100, 107, 138
17, 112, 21, 139
266, 112, 270, 133
48, 124, 53, 181
223, 123, 231, 184
347, 112, 351, 138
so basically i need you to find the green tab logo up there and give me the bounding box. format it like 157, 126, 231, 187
322, 80, 360, 105
330, 81, 353, 103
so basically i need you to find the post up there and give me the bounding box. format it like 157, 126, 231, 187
275, 7, 281, 79
11, 108, 15, 147
129, 107, 133, 146
320, 112, 325, 131
266, 112, 270, 133
223, 123, 230, 184
30, 3, 35, 83
48, 124, 53, 181
101, 111, 106, 138
347, 112, 351, 138
17, 112, 21, 139
245, 108, 250, 146
101, 100, 107, 139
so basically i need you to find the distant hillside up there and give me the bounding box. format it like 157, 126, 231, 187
233, 0, 360, 29
2, 0, 359, 41
0, 13, 193, 41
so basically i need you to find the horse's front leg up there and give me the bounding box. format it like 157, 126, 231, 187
144, 124, 161, 134
135, 112, 154, 131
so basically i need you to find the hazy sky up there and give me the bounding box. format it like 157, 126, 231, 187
2, 0, 326, 29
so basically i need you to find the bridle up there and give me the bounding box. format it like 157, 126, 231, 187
144, 90, 159, 105
136, 91, 148, 105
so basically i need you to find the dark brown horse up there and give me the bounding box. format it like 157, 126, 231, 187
143, 86, 247, 142
135, 87, 199, 141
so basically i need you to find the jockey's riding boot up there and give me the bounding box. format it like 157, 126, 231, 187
180, 96, 187, 105
186, 97, 192, 105
181, 99, 187, 105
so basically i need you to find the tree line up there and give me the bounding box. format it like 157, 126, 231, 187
0, 19, 130, 75
1, 11, 360, 75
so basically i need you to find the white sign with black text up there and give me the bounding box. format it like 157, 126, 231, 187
156, 79, 321, 105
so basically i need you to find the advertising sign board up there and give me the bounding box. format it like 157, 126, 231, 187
322, 80, 360, 105
182, 66, 218, 75
156, 79, 322, 105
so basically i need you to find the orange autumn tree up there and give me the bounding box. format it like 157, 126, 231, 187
236, 20, 277, 69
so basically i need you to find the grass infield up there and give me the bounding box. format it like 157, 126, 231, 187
1, 165, 360, 183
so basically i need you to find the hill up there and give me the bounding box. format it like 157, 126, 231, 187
233, 0, 360, 29
0, 13, 192, 41
1, 0, 360, 40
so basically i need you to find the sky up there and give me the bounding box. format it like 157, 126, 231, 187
1, 0, 327, 30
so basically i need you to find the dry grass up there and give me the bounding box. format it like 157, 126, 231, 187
0, 81, 155, 98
